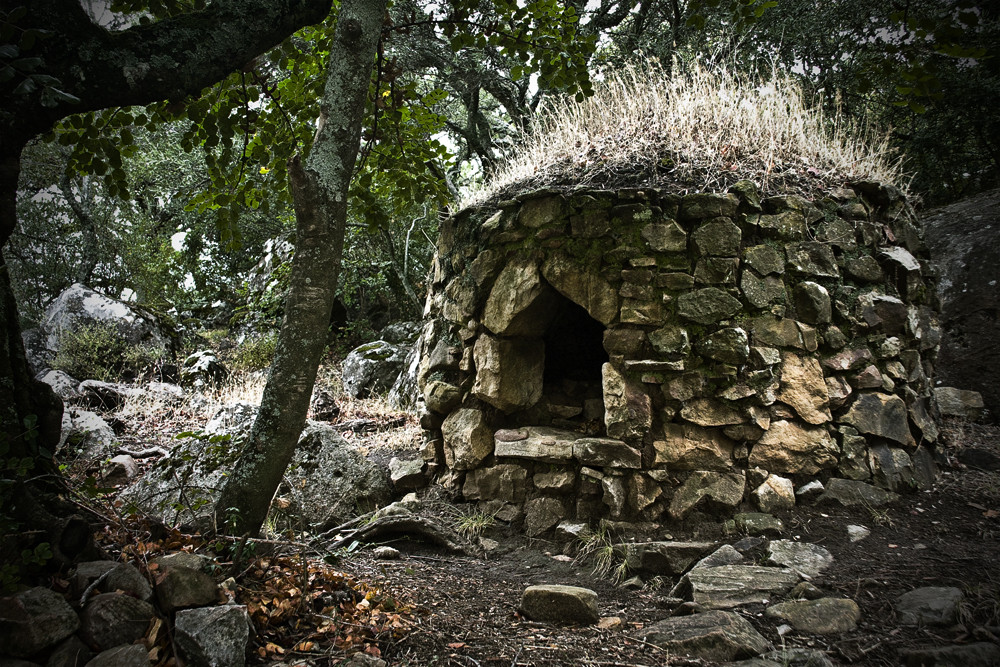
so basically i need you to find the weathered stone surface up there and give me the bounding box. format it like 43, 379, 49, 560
693, 218, 742, 256
648, 325, 690, 357
840, 392, 914, 447
43, 282, 168, 354
0, 587, 79, 658
38, 369, 81, 400
837, 426, 872, 480
750, 317, 816, 351
744, 245, 785, 275
777, 353, 832, 424
46, 635, 95, 667
795, 282, 832, 325
603, 363, 652, 444
867, 444, 917, 492
760, 648, 835, 667
342, 340, 410, 399
685, 565, 800, 609
174, 605, 252, 667
826, 375, 853, 409
494, 426, 578, 463
641, 221, 688, 252
85, 644, 150, 667
534, 470, 576, 492
740, 271, 786, 309
895, 587, 964, 626
749, 421, 837, 475
463, 464, 529, 503
846, 255, 884, 282
934, 387, 986, 421
623, 541, 717, 576
681, 398, 745, 427
389, 457, 426, 490
519, 195, 563, 228
520, 585, 599, 625
72, 561, 152, 602
77, 379, 146, 410
424, 380, 461, 414
442, 409, 494, 470
816, 478, 899, 507
573, 438, 641, 469
102, 454, 139, 486
899, 642, 1000, 667
654, 424, 734, 470
639, 610, 771, 661
785, 242, 839, 278
697, 328, 750, 365
680, 193, 740, 220
80, 593, 155, 651
542, 255, 619, 326
753, 475, 795, 513
733, 512, 784, 536
155, 565, 218, 613
764, 598, 860, 634
677, 288, 743, 324
822, 347, 873, 372
524, 498, 569, 536
483, 259, 554, 335
767, 540, 833, 578
601, 475, 628, 517
628, 473, 662, 513
58, 408, 118, 458
472, 334, 544, 412
847, 524, 871, 542
692, 544, 745, 570
669, 471, 746, 519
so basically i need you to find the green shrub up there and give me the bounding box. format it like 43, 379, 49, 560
52, 322, 165, 381
230, 333, 278, 372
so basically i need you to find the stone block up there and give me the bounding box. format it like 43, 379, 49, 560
573, 437, 642, 468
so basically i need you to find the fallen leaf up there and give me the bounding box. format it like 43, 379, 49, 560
447, 642, 466, 649
984, 509, 999, 519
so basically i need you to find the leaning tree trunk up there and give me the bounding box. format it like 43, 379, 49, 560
215, 0, 388, 536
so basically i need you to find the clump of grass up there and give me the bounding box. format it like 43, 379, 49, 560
461, 62, 903, 208
454, 509, 497, 540
52, 322, 166, 382
574, 524, 630, 584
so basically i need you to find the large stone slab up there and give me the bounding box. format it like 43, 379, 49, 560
572, 437, 641, 469
749, 420, 838, 475
622, 541, 718, 576
777, 353, 831, 424
766, 540, 833, 578
520, 585, 599, 625
685, 565, 800, 609
463, 464, 529, 503
638, 610, 771, 661
483, 259, 555, 336
839, 392, 915, 447
669, 470, 746, 519
471, 333, 544, 412
654, 423, 735, 470
764, 598, 860, 634
895, 586, 964, 626
493, 426, 578, 463
542, 255, 619, 326
442, 408, 495, 470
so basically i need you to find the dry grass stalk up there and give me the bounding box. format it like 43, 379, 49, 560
461, 63, 903, 208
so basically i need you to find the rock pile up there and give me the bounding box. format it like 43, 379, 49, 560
417, 181, 941, 530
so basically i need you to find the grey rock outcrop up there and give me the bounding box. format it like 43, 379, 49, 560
42, 283, 168, 356
342, 340, 409, 398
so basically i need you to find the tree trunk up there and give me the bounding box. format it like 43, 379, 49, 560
215, 0, 388, 536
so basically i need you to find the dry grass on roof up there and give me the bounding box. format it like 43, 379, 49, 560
460, 64, 905, 209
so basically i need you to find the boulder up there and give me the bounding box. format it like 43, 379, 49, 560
471, 334, 544, 412
102, 454, 140, 486
38, 369, 81, 400
669, 471, 746, 519
764, 598, 860, 634
683, 565, 800, 609
386, 339, 422, 410
180, 350, 227, 387
78, 380, 145, 410
442, 409, 494, 470
839, 392, 914, 447
753, 475, 795, 513
154, 565, 219, 613
622, 541, 717, 576
42, 283, 168, 355
79, 593, 155, 651
58, 408, 118, 459
934, 387, 986, 421
638, 610, 771, 661
519, 585, 599, 625
174, 605, 252, 667
766, 540, 833, 578
0, 587, 79, 658
749, 421, 838, 475
84, 644, 151, 666
120, 414, 390, 531
922, 188, 1000, 422
71, 561, 152, 602
341, 341, 409, 398
894, 586, 964, 626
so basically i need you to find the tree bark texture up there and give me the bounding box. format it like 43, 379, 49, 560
215, 0, 389, 536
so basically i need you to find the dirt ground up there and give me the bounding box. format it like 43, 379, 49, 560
78, 395, 1000, 667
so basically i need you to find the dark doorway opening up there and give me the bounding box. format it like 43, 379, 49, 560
541, 295, 608, 431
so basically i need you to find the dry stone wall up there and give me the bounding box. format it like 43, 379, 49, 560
417, 180, 941, 534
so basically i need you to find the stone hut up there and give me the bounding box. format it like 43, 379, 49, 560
415, 179, 940, 535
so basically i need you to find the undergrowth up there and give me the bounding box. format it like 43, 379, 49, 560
461, 62, 903, 208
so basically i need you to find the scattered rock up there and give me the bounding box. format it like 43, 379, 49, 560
154, 565, 219, 613
638, 610, 771, 661
84, 644, 151, 666
816, 478, 899, 507
519, 585, 599, 625
764, 598, 861, 634
373, 546, 401, 560
684, 565, 800, 609
934, 387, 987, 421
342, 341, 409, 398
622, 542, 717, 576
71, 561, 152, 602
847, 525, 871, 542
767, 540, 833, 578
181, 350, 227, 387
0, 587, 79, 658
79, 593, 155, 651
174, 605, 252, 667
754, 475, 796, 513
58, 408, 118, 459
733, 512, 784, 536
43, 283, 169, 356
894, 586, 964, 626
388, 458, 425, 490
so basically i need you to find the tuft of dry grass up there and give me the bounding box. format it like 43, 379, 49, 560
461, 63, 904, 208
